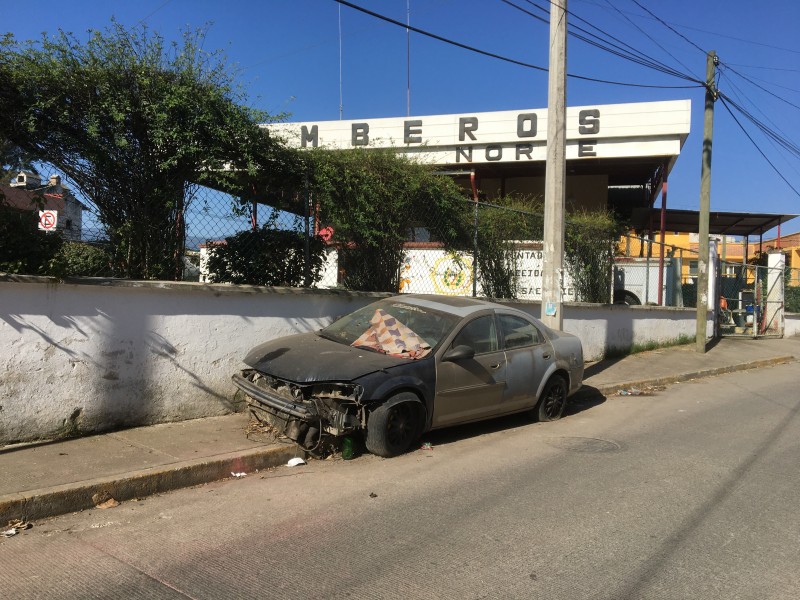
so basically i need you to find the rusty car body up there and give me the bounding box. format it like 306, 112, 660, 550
232, 295, 584, 457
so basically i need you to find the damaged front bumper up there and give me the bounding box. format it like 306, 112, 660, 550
232, 370, 365, 449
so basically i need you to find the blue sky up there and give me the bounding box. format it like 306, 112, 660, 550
5, 0, 800, 236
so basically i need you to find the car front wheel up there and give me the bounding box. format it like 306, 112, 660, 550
535, 375, 567, 422
365, 393, 423, 458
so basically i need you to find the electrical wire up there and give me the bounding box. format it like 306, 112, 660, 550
626, 0, 706, 56
725, 63, 800, 75
718, 69, 800, 180
721, 64, 800, 112
138, 0, 175, 25
502, 0, 701, 83
718, 94, 800, 199
575, 0, 800, 56
725, 71, 800, 96
600, 0, 698, 79
719, 69, 791, 150
333, 0, 702, 89
718, 92, 800, 158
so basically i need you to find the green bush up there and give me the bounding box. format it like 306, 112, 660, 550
565, 211, 622, 303
307, 148, 468, 292
786, 285, 800, 313
0, 205, 63, 274
472, 196, 544, 299
205, 222, 326, 287
48, 241, 114, 277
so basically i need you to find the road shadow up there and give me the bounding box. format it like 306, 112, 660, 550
419, 388, 607, 449
565, 385, 607, 416
582, 358, 624, 379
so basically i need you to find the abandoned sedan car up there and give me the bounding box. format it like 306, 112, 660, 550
232, 295, 583, 458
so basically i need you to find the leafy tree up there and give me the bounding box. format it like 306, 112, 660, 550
1, 23, 300, 280
307, 148, 468, 292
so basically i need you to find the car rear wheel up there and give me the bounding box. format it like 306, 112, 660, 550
535, 375, 567, 422
365, 393, 423, 458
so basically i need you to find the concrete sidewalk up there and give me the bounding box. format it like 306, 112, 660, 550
2, 336, 798, 524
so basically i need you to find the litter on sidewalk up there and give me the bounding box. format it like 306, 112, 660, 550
92, 491, 120, 509
2, 520, 32, 538
617, 385, 666, 396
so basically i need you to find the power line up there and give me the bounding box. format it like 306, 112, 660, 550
719, 69, 790, 147
504, 0, 699, 82
334, 0, 701, 89
627, 0, 706, 56
719, 92, 800, 158
734, 74, 800, 96
722, 64, 800, 112
718, 70, 800, 180
600, 0, 698, 79
725, 63, 800, 74
138, 0, 175, 25
574, 0, 800, 56
718, 95, 800, 199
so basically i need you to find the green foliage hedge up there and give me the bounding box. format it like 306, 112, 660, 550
204, 221, 326, 287
0, 205, 63, 274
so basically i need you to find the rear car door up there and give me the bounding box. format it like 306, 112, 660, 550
497, 312, 554, 412
432, 313, 507, 427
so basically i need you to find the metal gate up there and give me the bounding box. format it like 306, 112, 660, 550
718, 259, 785, 338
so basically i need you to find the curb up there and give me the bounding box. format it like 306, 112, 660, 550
579, 355, 796, 399
0, 444, 301, 524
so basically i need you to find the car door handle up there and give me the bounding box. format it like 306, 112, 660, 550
542, 353, 551, 360
489, 363, 501, 369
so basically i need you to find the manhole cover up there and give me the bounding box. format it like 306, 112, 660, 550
543, 436, 622, 453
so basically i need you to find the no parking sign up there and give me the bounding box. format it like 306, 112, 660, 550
38, 210, 58, 232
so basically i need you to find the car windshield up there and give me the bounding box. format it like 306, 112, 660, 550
320, 299, 460, 359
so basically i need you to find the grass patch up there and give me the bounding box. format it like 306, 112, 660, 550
603, 334, 695, 360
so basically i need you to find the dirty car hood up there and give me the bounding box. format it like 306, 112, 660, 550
242, 332, 411, 383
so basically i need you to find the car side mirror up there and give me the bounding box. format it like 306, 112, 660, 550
443, 344, 475, 362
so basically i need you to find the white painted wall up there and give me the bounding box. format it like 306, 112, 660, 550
0, 279, 380, 444
502, 301, 708, 359
786, 313, 800, 337
0, 278, 710, 444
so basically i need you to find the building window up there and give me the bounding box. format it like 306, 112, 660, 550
689, 260, 698, 276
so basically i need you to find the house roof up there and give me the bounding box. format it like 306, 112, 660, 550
1, 182, 84, 212
632, 208, 798, 238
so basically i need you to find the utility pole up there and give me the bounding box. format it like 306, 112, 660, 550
542, 0, 568, 330
696, 50, 718, 353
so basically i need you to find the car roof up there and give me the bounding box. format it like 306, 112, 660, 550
389, 294, 508, 317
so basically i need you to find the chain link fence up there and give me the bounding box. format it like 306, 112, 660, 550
615, 234, 700, 307
2, 180, 719, 309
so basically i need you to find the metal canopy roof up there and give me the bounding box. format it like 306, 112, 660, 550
632, 208, 798, 237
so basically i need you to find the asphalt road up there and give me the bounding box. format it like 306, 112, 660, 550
3, 363, 800, 599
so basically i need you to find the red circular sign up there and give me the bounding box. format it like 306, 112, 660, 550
40, 212, 57, 230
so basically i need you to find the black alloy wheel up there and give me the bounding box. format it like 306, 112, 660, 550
365, 393, 422, 457
536, 375, 567, 422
